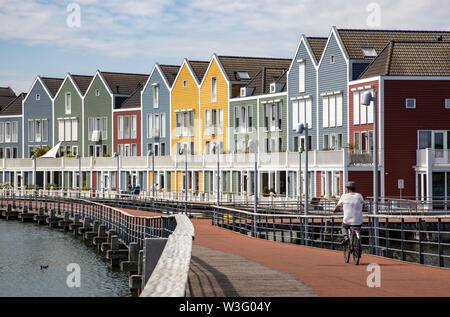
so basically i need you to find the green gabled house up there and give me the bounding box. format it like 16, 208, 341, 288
230, 65, 290, 154
83, 71, 148, 158
54, 73, 93, 157
229, 63, 290, 197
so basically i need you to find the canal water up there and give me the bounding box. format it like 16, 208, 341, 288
0, 219, 132, 297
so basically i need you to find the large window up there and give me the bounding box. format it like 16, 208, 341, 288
353, 89, 374, 125
58, 118, 78, 142
147, 113, 166, 138
234, 105, 253, 133
264, 102, 282, 132
323, 93, 343, 128
292, 99, 312, 131
88, 116, 107, 141
1, 120, 18, 144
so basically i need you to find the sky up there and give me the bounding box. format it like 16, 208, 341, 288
0, 0, 449, 93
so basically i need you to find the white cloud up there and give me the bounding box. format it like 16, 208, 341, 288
0, 0, 449, 64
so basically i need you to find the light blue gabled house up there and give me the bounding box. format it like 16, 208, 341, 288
22, 76, 63, 158
288, 35, 327, 152
317, 27, 350, 151
141, 63, 180, 157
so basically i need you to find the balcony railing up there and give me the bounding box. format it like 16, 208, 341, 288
348, 150, 373, 166
417, 149, 450, 167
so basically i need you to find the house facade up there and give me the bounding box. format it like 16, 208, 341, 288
23, 77, 63, 158
170, 59, 209, 194
287, 36, 327, 152
54, 74, 93, 158
349, 40, 450, 200
142, 64, 179, 158
0, 93, 24, 187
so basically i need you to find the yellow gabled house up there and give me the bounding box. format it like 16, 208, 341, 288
171, 59, 209, 194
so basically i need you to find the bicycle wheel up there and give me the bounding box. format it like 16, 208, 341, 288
352, 234, 361, 265
343, 238, 350, 263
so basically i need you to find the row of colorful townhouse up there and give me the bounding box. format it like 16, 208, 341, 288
1, 27, 450, 202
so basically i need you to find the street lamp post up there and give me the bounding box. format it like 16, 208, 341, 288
298, 147, 303, 214
148, 150, 155, 211
212, 142, 220, 206
76, 154, 81, 198
362, 91, 379, 255
113, 152, 119, 196
248, 139, 258, 238
179, 147, 188, 216
297, 123, 309, 245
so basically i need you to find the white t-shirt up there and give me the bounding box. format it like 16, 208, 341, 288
337, 193, 364, 225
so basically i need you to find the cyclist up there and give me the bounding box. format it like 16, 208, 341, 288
333, 181, 364, 245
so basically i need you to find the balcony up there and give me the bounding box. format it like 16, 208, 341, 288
417, 149, 450, 168
0, 150, 366, 172
348, 150, 374, 166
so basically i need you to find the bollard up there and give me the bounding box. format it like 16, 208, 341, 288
98, 225, 106, 237
111, 235, 120, 251
138, 250, 143, 276
93, 221, 99, 233
129, 242, 139, 262
83, 217, 92, 228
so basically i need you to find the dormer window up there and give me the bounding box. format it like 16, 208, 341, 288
270, 83, 276, 94
361, 47, 377, 58
236, 71, 250, 80
240, 87, 247, 97
36, 94, 40, 101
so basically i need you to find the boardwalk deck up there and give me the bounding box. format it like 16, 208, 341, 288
191, 218, 450, 297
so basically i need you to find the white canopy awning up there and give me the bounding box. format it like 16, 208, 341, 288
41, 141, 62, 158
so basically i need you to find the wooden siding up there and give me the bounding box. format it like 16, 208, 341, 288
200, 59, 229, 154
171, 63, 201, 154
383, 79, 450, 197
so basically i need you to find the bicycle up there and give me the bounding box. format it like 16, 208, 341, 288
343, 226, 362, 265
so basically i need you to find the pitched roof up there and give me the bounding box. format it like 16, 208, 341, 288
159, 65, 180, 87
71, 75, 94, 95
306, 37, 328, 63
118, 85, 143, 109
40, 77, 64, 97
100, 71, 148, 95
217, 55, 292, 83
337, 28, 450, 60
243, 67, 288, 96
359, 41, 450, 79
0, 92, 26, 116
0, 87, 15, 97
0, 87, 16, 110
187, 60, 209, 84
